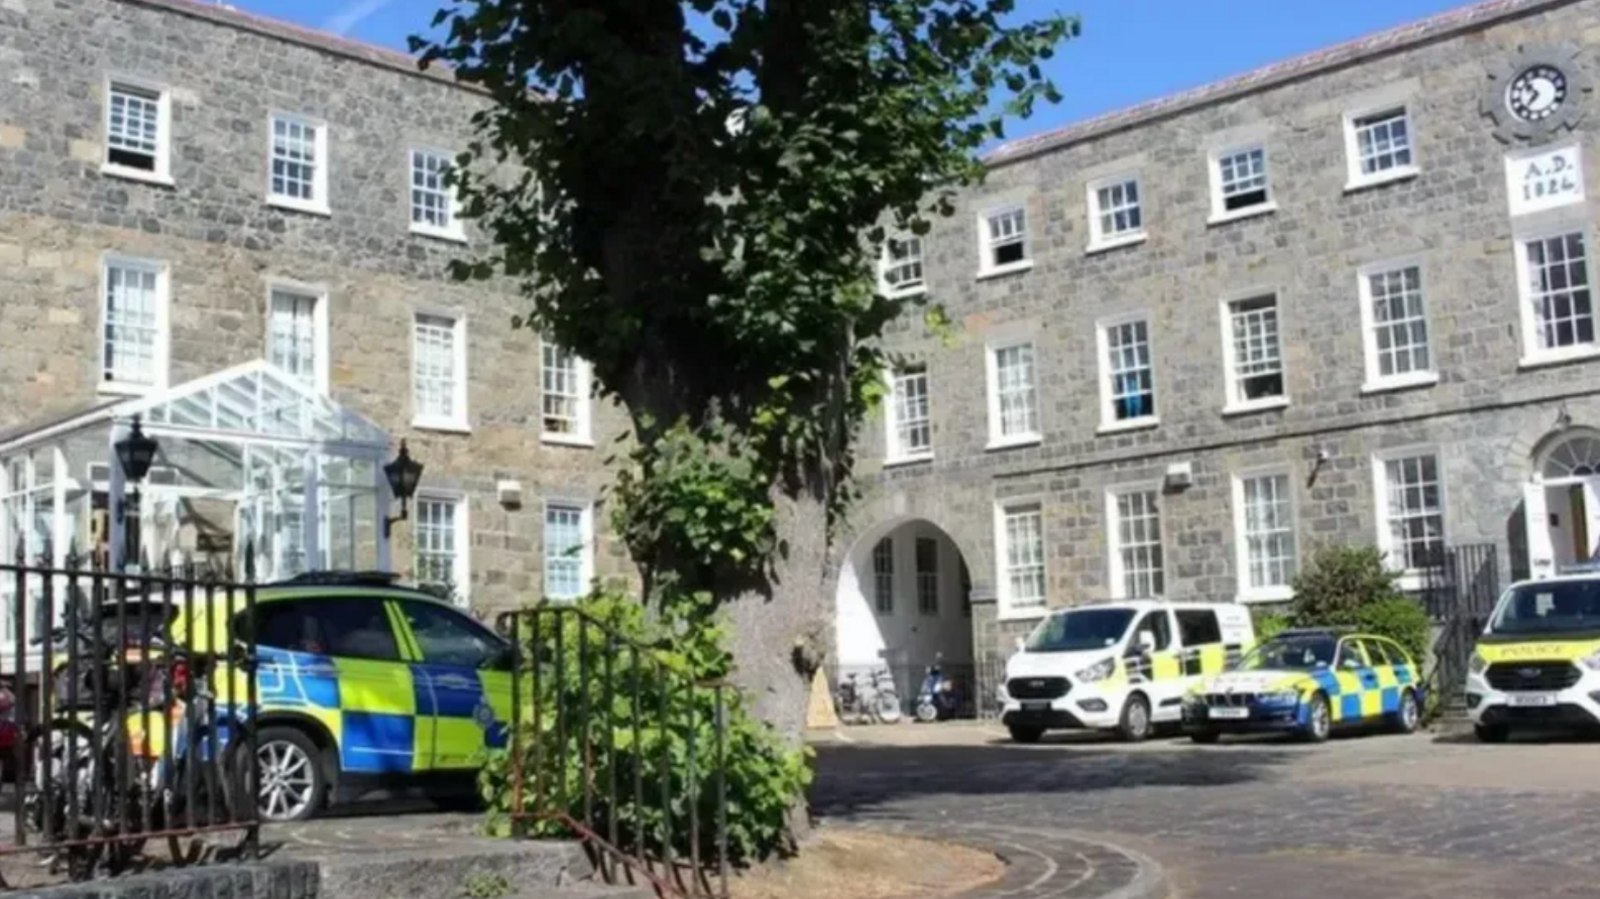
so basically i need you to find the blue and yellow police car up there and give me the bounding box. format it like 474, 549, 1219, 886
1181, 628, 1422, 743
170, 572, 513, 822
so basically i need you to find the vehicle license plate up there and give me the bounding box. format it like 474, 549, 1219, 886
1207, 707, 1249, 720
1508, 693, 1557, 707
1022, 701, 1052, 712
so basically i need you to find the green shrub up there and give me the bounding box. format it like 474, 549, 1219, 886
1354, 597, 1432, 664
1251, 608, 1291, 642
477, 592, 810, 867
1289, 545, 1431, 662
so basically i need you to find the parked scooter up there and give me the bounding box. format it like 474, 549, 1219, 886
915, 657, 960, 722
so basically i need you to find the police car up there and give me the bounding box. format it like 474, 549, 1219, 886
1181, 628, 1422, 743
171, 572, 512, 822
1467, 565, 1600, 742
1000, 600, 1253, 743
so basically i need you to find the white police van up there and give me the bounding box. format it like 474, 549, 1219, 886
999, 600, 1254, 743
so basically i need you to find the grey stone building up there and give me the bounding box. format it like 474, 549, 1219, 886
832, 0, 1600, 693
0, 0, 629, 636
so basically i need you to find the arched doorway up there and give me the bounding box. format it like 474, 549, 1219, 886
834, 518, 975, 717
1525, 428, 1600, 578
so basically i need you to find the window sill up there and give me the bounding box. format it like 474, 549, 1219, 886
1519, 346, 1600, 370
1097, 417, 1159, 436
998, 605, 1049, 623
100, 164, 174, 188
1207, 202, 1278, 226
1237, 587, 1295, 604
882, 285, 928, 301
541, 432, 595, 448
266, 197, 332, 217
976, 260, 1034, 281
883, 453, 934, 469
1222, 396, 1290, 416
1344, 166, 1420, 194
410, 224, 468, 244
98, 381, 157, 398
412, 417, 472, 434
986, 434, 1042, 452
1085, 232, 1147, 255
1361, 372, 1439, 394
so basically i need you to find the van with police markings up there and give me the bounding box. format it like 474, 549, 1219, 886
999, 600, 1253, 743
1468, 565, 1600, 742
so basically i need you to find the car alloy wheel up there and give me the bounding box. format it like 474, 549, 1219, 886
1304, 694, 1331, 743
257, 739, 316, 823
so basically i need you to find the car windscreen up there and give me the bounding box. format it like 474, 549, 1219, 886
1490, 581, 1600, 635
1237, 635, 1336, 671
1025, 608, 1136, 653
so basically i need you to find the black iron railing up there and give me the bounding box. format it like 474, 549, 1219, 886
1419, 543, 1500, 712
495, 605, 730, 899
0, 547, 259, 886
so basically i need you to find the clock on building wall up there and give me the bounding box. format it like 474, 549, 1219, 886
1482, 45, 1593, 144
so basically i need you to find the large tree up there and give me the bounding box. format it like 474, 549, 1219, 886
415, 1, 1074, 739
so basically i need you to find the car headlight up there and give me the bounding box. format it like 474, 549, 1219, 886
1075, 657, 1116, 683
1261, 690, 1299, 705
1468, 652, 1488, 676
1582, 650, 1600, 672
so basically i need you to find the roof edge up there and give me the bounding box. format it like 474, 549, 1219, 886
983, 0, 1579, 168
116, 0, 483, 94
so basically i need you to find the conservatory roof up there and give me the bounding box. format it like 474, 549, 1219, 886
0, 360, 390, 454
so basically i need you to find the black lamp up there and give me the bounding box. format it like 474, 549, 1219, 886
383, 440, 424, 537
114, 416, 159, 524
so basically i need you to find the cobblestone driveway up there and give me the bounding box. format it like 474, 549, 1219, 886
809, 725, 1600, 898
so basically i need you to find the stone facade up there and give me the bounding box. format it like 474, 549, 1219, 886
834, 0, 1600, 675
0, 0, 629, 611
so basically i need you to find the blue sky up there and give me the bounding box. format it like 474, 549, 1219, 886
245, 0, 1471, 140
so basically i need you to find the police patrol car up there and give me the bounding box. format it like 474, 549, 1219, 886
999, 600, 1253, 743
171, 572, 513, 822
1467, 564, 1600, 742
1181, 628, 1422, 743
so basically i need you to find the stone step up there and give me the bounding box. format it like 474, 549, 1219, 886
316, 838, 639, 899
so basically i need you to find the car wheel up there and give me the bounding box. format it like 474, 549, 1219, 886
1474, 723, 1510, 744
1117, 694, 1152, 743
1008, 725, 1044, 744
1299, 693, 1332, 743
1189, 728, 1221, 745
254, 727, 325, 823
1389, 689, 1421, 735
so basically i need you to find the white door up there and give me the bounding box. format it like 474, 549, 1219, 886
1583, 479, 1600, 562
1525, 481, 1555, 580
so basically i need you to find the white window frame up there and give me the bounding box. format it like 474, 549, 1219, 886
1515, 225, 1600, 369
1357, 258, 1437, 393
1371, 447, 1446, 590
102, 76, 173, 186
264, 278, 331, 394
542, 500, 594, 602
266, 111, 331, 216
984, 339, 1041, 449
1085, 173, 1146, 253
878, 236, 927, 298
1231, 468, 1298, 603
1207, 143, 1276, 224
1218, 293, 1289, 415
98, 254, 171, 396
884, 364, 933, 464
1094, 312, 1158, 433
975, 205, 1032, 279
411, 310, 470, 432
540, 342, 594, 447
1343, 104, 1418, 191
1106, 484, 1165, 600
993, 499, 1047, 621
413, 491, 470, 607
408, 148, 466, 242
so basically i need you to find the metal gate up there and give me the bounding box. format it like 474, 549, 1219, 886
1420, 544, 1500, 711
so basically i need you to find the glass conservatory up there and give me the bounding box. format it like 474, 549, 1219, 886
0, 361, 399, 609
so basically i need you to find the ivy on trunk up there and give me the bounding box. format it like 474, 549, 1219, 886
413, 1, 1074, 743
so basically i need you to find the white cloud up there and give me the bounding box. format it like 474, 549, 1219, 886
321, 0, 396, 36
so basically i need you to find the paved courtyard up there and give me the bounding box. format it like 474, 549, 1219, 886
809, 723, 1600, 898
